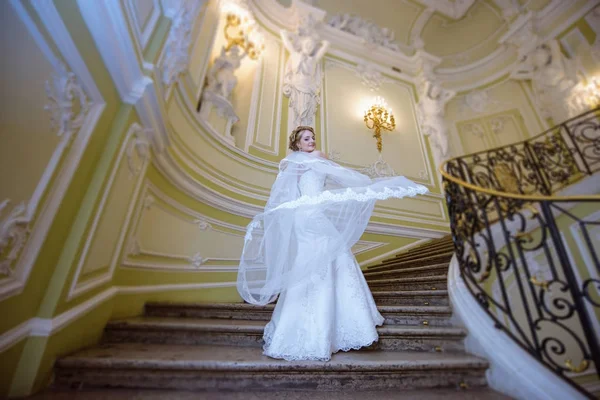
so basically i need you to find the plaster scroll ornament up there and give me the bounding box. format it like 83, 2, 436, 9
281, 24, 330, 127
194, 218, 212, 231
463, 122, 485, 138
44, 61, 90, 140
126, 237, 141, 257
463, 89, 499, 114
161, 0, 196, 88
490, 115, 512, 135
126, 126, 151, 178
189, 252, 206, 268
416, 81, 456, 170
511, 40, 584, 120
0, 200, 30, 276
327, 14, 400, 52
355, 63, 385, 91
359, 155, 397, 178
144, 194, 156, 209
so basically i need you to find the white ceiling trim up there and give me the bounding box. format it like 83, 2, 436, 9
250, 0, 596, 91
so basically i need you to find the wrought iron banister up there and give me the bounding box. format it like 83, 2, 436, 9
441, 108, 600, 398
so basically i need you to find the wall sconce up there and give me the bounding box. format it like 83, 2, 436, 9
364, 96, 395, 153
223, 12, 264, 60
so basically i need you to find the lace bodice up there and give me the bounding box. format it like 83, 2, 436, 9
298, 169, 326, 196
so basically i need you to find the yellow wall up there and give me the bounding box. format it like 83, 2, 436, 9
1, 0, 598, 397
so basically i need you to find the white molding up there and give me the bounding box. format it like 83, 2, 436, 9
0, 280, 237, 353
117, 280, 237, 293
125, 0, 161, 51
76, 0, 152, 104
251, 0, 596, 92
31, 1, 103, 102
448, 255, 586, 400
176, 88, 281, 170
121, 183, 245, 272
322, 57, 436, 188
67, 123, 151, 300
1, 1, 105, 300
414, 0, 476, 19
135, 79, 170, 152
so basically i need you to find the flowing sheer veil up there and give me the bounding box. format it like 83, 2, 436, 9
237, 151, 428, 305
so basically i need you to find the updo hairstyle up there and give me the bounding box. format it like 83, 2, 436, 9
288, 126, 315, 151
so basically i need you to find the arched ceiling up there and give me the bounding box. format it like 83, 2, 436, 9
268, 0, 571, 81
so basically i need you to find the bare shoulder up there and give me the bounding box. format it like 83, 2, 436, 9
312, 150, 328, 159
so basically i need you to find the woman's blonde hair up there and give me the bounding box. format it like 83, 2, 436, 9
288, 126, 315, 151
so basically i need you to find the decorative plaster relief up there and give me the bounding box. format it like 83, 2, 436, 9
463, 89, 496, 114
462, 122, 486, 138
489, 115, 512, 135
355, 62, 386, 92
69, 123, 151, 295
281, 13, 329, 127
1, 61, 90, 278
161, 0, 197, 89
416, 80, 456, 170
45, 61, 90, 139
327, 14, 400, 52
359, 156, 397, 179
511, 39, 584, 120
122, 184, 246, 272
0, 201, 29, 276
415, 0, 476, 19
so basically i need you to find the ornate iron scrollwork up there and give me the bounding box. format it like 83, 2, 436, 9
443, 108, 600, 398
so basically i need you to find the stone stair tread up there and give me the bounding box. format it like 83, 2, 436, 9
58, 343, 485, 371
373, 290, 448, 296
32, 388, 513, 400
107, 317, 466, 336
145, 303, 452, 314
368, 275, 448, 285
372, 252, 454, 269
364, 263, 449, 277
147, 302, 275, 311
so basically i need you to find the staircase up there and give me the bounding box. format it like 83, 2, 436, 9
46, 236, 510, 399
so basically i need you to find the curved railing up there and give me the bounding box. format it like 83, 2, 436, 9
441, 108, 600, 398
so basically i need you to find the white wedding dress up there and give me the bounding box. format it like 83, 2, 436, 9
262, 169, 385, 361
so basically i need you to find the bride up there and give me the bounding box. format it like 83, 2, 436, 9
237, 126, 428, 361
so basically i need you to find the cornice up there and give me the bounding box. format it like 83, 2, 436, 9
250, 0, 597, 91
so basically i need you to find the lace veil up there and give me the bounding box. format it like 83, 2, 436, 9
237, 151, 428, 305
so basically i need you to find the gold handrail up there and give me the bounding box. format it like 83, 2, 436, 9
439, 107, 600, 202
439, 164, 600, 201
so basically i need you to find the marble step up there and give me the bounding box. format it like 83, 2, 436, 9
144, 303, 454, 327
373, 290, 449, 306
54, 343, 488, 392
384, 252, 453, 268
395, 242, 453, 257
34, 388, 513, 399
368, 253, 454, 271
103, 318, 466, 352
364, 264, 449, 280
367, 275, 448, 291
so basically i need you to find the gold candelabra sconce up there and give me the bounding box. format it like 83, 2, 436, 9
364, 96, 396, 153
223, 12, 264, 60
583, 77, 600, 108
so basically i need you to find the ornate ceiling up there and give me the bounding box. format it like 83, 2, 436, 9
262, 0, 594, 88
